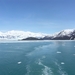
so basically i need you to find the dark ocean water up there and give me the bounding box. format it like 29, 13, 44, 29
0, 41, 75, 75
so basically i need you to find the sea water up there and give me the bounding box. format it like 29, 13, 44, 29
0, 41, 75, 75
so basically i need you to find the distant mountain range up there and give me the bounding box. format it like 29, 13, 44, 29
22, 29, 75, 40
0, 29, 75, 40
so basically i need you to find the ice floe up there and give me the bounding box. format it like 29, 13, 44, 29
61, 62, 65, 65
57, 51, 61, 53
18, 61, 22, 64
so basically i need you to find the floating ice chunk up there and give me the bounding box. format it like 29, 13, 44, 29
61, 62, 65, 64
57, 51, 61, 53
18, 61, 22, 64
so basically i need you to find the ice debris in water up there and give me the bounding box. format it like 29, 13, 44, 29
61, 62, 65, 65
38, 59, 53, 75
18, 61, 22, 64
57, 51, 61, 53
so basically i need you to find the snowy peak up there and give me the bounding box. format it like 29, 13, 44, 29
59, 29, 74, 35
52, 29, 75, 40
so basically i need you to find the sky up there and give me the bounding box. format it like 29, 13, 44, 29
0, 0, 75, 34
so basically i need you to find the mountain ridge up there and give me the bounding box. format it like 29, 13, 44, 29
0, 29, 75, 40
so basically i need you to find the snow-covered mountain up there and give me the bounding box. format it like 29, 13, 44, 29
0, 29, 75, 40
22, 29, 75, 40
0, 30, 50, 40
52, 29, 75, 40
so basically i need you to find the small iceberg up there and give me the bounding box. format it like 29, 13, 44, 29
57, 51, 61, 53
18, 61, 22, 64
61, 62, 65, 64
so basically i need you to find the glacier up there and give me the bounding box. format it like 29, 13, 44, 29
0, 30, 50, 40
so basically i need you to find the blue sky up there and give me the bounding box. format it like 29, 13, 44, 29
0, 0, 75, 34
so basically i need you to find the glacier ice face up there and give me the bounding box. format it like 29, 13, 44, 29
0, 30, 50, 40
